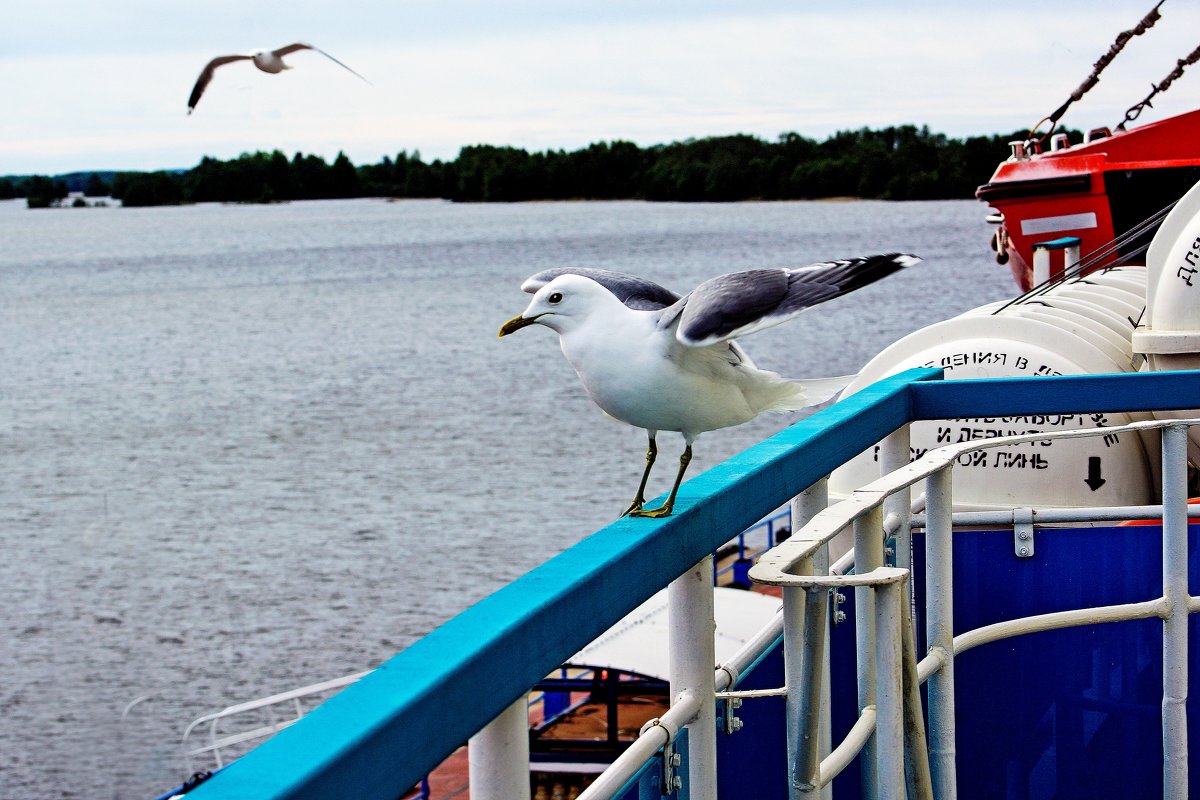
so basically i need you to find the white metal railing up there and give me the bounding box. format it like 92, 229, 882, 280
181, 671, 370, 772
750, 418, 1199, 800
177, 370, 1200, 800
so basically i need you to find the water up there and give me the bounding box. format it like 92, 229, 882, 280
0, 197, 1013, 797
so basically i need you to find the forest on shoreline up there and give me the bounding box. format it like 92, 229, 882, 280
3, 125, 1036, 208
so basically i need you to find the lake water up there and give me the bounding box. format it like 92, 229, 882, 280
0, 197, 1014, 797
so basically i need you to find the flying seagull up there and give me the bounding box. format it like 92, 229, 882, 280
187, 42, 371, 114
498, 254, 920, 518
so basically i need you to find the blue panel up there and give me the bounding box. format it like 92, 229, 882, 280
716, 632, 787, 798
930, 524, 1200, 800
901, 524, 1200, 800
614, 751, 663, 800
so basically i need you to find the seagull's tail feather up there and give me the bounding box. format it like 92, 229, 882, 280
756, 375, 852, 413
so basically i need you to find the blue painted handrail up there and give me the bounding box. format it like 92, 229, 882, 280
187, 368, 1200, 799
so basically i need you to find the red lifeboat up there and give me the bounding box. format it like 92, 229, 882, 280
977, 108, 1200, 291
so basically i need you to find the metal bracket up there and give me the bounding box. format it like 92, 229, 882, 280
661, 743, 682, 795
1013, 508, 1035, 558
832, 590, 847, 624
721, 697, 744, 735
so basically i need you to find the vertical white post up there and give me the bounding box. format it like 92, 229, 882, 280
790, 479, 834, 800
924, 467, 957, 799
1032, 244, 1051, 285
670, 556, 717, 800
1161, 424, 1189, 799
855, 505, 884, 800
469, 698, 531, 800
784, 579, 809, 799
1065, 242, 1080, 274
881, 426, 913, 571
874, 578, 906, 800
787, 559, 827, 798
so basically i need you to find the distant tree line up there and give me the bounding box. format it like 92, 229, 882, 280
5, 125, 1042, 208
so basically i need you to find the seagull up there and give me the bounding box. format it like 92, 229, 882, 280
187, 42, 371, 114
498, 254, 920, 518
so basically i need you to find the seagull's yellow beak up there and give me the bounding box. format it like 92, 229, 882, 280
498, 314, 542, 337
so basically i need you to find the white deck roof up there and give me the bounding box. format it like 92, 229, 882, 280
566, 587, 781, 680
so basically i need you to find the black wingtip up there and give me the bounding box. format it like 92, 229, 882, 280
837, 252, 921, 293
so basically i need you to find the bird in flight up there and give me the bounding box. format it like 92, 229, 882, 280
187, 42, 371, 114
498, 254, 919, 518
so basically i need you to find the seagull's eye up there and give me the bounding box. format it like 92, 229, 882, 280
548, 292, 564, 305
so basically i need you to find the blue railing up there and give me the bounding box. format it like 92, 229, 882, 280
187, 368, 1200, 800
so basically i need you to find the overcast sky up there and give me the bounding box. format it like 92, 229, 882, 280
3, 1, 1199, 175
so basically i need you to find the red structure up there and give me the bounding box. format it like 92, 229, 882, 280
977, 108, 1200, 290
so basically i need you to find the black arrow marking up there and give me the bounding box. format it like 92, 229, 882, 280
1085, 457, 1106, 491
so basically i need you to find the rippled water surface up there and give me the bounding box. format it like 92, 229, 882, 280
0, 197, 1014, 797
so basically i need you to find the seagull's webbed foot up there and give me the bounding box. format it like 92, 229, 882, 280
621, 435, 658, 517
628, 445, 692, 519
629, 503, 674, 519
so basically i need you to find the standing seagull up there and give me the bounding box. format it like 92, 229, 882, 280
187, 42, 371, 114
498, 254, 919, 518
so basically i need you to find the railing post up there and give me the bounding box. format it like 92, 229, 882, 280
1161, 423, 1189, 799
788, 480, 832, 800
787, 561, 827, 797
874, 577, 906, 800
468, 698, 531, 800
855, 505, 884, 799
880, 425, 913, 573
670, 556, 717, 799
924, 466, 957, 799
900, 598, 934, 800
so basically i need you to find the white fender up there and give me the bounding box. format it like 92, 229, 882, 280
832, 268, 1155, 510
1132, 178, 1200, 467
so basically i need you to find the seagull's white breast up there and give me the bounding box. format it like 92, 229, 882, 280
252, 52, 287, 73
557, 311, 758, 438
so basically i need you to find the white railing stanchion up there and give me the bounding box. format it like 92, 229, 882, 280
873, 576, 906, 800
789, 563, 828, 797
1161, 423, 1190, 799
881, 425, 913, 573
468, 698, 531, 800
788, 479, 831, 800
784, 573, 811, 799
924, 466, 957, 799
670, 556, 718, 799
854, 505, 884, 800
900, 594, 934, 800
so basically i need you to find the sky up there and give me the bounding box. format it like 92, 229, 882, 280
3, 0, 1200, 175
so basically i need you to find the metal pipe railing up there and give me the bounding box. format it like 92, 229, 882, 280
751, 417, 1200, 800
670, 556, 718, 799
923, 466, 956, 799
1161, 423, 1190, 798
575, 691, 702, 800
469, 699, 530, 800
184, 371, 1200, 800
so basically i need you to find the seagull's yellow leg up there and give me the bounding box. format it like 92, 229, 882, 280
630, 445, 692, 519
622, 435, 658, 517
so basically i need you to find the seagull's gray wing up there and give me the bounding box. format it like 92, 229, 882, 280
272, 43, 314, 58
274, 42, 373, 85
669, 253, 920, 347
188, 55, 253, 113
521, 268, 681, 311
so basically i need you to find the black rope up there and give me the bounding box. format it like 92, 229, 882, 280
992, 199, 1177, 315
1029, 1, 1164, 141
1118, 42, 1200, 130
